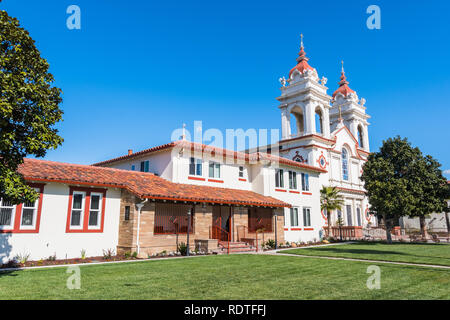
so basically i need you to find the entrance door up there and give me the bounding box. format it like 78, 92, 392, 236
212, 206, 231, 241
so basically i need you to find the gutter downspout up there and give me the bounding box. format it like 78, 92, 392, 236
135, 199, 148, 255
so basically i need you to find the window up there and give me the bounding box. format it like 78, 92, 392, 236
346, 205, 353, 226
124, 206, 130, 221
0, 199, 15, 229
239, 166, 244, 178
342, 149, 349, 181
154, 203, 193, 234
67, 187, 106, 233
356, 207, 362, 227
20, 188, 40, 228
209, 161, 220, 178
288, 171, 297, 189
88, 193, 102, 228
275, 169, 284, 188
140, 160, 150, 172
248, 208, 273, 232
358, 126, 364, 148
290, 208, 299, 226
189, 157, 202, 176
303, 207, 311, 227
301, 173, 309, 191
70, 192, 85, 228
315, 108, 323, 134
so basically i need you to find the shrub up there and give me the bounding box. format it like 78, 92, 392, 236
131, 251, 138, 258
102, 248, 115, 260
177, 242, 187, 256
124, 251, 131, 258
47, 253, 57, 261
80, 249, 87, 260
14, 252, 31, 264
265, 239, 276, 249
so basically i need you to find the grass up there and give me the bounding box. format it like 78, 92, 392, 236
281, 242, 450, 266
0, 254, 449, 299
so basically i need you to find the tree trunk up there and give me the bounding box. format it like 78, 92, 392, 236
326, 210, 331, 239
445, 212, 450, 242
383, 213, 392, 244
419, 216, 427, 239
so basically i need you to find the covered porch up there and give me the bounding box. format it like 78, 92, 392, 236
117, 189, 288, 257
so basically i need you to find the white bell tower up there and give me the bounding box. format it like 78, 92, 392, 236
330, 61, 370, 151
277, 35, 331, 141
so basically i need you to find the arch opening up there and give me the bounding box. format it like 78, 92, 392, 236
289, 106, 304, 137
357, 125, 364, 148
315, 107, 323, 134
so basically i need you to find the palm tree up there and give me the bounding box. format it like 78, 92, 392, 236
320, 186, 344, 238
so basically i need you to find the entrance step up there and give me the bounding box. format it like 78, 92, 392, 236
217, 241, 257, 254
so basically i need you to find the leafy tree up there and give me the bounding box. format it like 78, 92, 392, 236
406, 154, 448, 238
361, 137, 417, 243
0, 10, 63, 204
320, 186, 344, 238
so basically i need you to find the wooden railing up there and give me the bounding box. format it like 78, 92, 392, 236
236, 225, 264, 252
210, 225, 230, 254
323, 226, 363, 239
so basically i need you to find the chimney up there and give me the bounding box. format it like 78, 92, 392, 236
128, 149, 133, 155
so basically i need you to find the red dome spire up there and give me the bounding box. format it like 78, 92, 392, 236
289, 34, 315, 77
332, 61, 355, 98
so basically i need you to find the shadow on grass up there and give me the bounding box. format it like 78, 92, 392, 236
285, 242, 450, 261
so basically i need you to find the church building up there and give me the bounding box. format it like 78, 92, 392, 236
0, 38, 376, 263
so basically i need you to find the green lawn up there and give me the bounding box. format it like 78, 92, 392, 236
0, 254, 449, 299
281, 242, 450, 266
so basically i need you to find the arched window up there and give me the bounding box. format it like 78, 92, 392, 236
289, 106, 304, 137
315, 107, 323, 134
342, 148, 349, 181
357, 125, 364, 148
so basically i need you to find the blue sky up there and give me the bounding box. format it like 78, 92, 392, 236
2, 0, 450, 178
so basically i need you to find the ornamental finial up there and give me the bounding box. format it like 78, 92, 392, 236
300, 33, 304, 48
341, 60, 344, 73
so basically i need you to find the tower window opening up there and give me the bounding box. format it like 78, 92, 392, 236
315, 107, 323, 134
358, 125, 364, 148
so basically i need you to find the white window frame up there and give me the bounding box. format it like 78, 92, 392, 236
19, 188, 40, 230
70, 191, 86, 229
238, 166, 245, 178
303, 207, 311, 227
301, 173, 309, 191
0, 199, 16, 230
290, 207, 299, 227
288, 171, 297, 190
88, 192, 103, 229
189, 157, 203, 176
275, 169, 284, 188
209, 161, 221, 178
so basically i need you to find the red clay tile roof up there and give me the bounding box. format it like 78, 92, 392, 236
92, 140, 326, 173
19, 158, 290, 208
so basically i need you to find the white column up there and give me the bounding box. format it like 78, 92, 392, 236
280, 107, 290, 139
363, 125, 370, 151
323, 107, 331, 138
304, 102, 315, 135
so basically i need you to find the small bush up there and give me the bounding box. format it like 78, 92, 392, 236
14, 252, 31, 264
265, 239, 276, 249
80, 249, 87, 260
47, 253, 57, 261
124, 251, 131, 258
103, 248, 115, 260
177, 242, 187, 256
131, 251, 138, 258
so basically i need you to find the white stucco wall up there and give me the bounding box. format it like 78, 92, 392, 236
0, 182, 121, 263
